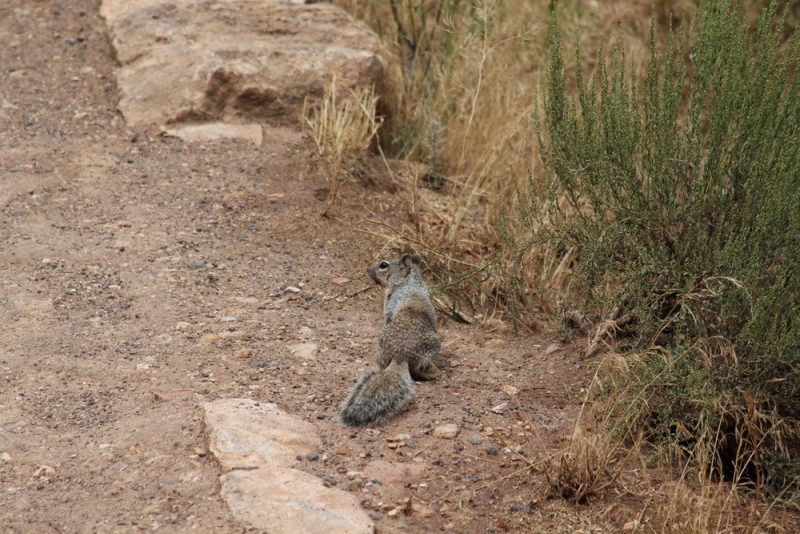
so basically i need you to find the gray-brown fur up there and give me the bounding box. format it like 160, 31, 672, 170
340, 359, 415, 427
340, 254, 441, 427
368, 254, 441, 380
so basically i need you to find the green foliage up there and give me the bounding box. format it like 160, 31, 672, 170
519, 0, 800, 496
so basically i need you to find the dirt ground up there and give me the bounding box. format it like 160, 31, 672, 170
0, 2, 682, 533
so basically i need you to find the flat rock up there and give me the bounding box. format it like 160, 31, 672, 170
203, 399, 321, 471
221, 468, 374, 534
432, 423, 460, 439
162, 122, 263, 145
101, 0, 386, 128
289, 342, 319, 360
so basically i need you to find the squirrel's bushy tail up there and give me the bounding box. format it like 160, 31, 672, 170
340, 359, 415, 427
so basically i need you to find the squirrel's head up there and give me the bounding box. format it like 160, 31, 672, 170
368, 254, 422, 288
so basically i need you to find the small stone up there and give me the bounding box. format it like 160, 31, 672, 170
316, 414, 326, 420
324, 476, 338, 486
369, 513, 382, 521
194, 448, 207, 457
220, 316, 237, 322
41, 258, 52, 265
486, 446, 498, 456
386, 508, 398, 517
490, 402, 508, 414
284, 286, 301, 293
331, 277, 349, 285
502, 385, 519, 396
33, 465, 56, 478
469, 439, 482, 446
290, 343, 319, 360
199, 333, 219, 344
1, 452, 11, 462
269, 360, 280, 368
187, 261, 204, 270
432, 424, 460, 439
307, 454, 320, 461
337, 448, 349, 455
545, 343, 561, 354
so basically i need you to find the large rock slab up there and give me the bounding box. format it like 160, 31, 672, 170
203, 399, 374, 533
101, 0, 386, 128
203, 399, 320, 471
221, 468, 374, 534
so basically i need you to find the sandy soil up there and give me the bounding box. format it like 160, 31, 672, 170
0, 2, 660, 533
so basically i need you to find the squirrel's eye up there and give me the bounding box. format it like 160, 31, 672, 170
379, 261, 389, 269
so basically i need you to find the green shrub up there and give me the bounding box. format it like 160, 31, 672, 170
514, 0, 800, 497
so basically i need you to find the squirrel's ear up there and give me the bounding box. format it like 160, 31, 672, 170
402, 254, 422, 267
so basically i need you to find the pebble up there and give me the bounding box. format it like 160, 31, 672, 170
502, 385, 519, 396
336, 448, 349, 455
284, 286, 301, 293
193, 448, 207, 457
490, 402, 508, 414
369, 513, 382, 521
250, 360, 267, 368
306, 454, 319, 461
469, 439, 482, 445
33, 465, 56, 478
433, 424, 460, 439
187, 261, 204, 270
1, 452, 11, 462
269, 361, 280, 368
486, 446, 498, 456
545, 342, 561, 354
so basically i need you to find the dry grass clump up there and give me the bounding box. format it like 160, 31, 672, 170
303, 76, 383, 216
332, 0, 666, 325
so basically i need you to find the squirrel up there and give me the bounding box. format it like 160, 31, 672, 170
340, 254, 441, 427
